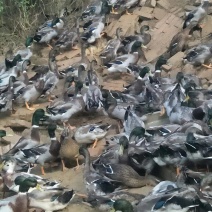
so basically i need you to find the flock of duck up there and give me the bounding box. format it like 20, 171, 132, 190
1, 0, 212, 211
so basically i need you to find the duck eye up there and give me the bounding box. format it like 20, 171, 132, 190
89, 126, 95, 132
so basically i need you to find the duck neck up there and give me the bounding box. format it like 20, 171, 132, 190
49, 55, 61, 78
23, 71, 29, 85
83, 148, 91, 174
116, 28, 121, 39
48, 129, 56, 141
31, 115, 41, 142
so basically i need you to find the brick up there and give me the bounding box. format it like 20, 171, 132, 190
162, 64, 172, 72
153, 7, 167, 20
133, 7, 154, 20
150, 0, 157, 8
184, 5, 197, 11
157, 0, 171, 10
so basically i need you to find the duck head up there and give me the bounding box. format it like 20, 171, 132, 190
48, 123, 57, 139
0, 130, 6, 138
25, 36, 34, 48
118, 136, 129, 156
112, 199, 134, 212
32, 109, 46, 126
1, 158, 17, 174
155, 56, 167, 71
15, 176, 38, 193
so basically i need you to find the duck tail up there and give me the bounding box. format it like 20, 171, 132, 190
99, 124, 111, 131
57, 190, 75, 204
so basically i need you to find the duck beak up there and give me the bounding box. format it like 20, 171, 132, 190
118, 145, 124, 156
36, 184, 43, 191
141, 44, 147, 49
184, 95, 190, 102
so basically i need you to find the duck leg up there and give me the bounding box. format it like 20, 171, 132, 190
75, 193, 88, 198
48, 95, 53, 102
110, 7, 118, 14
72, 45, 80, 50
63, 122, 76, 130
47, 43, 53, 49
202, 63, 212, 69
61, 159, 68, 171
125, 9, 133, 15
160, 106, 166, 116
74, 155, 80, 170
25, 102, 35, 111
92, 138, 98, 148
176, 167, 180, 176
41, 166, 46, 175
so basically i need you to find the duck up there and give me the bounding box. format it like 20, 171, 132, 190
0, 76, 15, 114
111, 199, 134, 212
37, 8, 68, 31
79, 147, 123, 200
81, 15, 105, 44
167, 23, 195, 58
14, 77, 44, 110
41, 49, 63, 102
0, 130, 12, 155
14, 123, 60, 175
54, 17, 79, 52
122, 25, 151, 53
101, 90, 131, 122
59, 126, 80, 171
0, 59, 29, 95
74, 123, 111, 148
15, 36, 34, 60
0, 158, 60, 193
135, 186, 212, 212
3, 109, 46, 156
105, 41, 145, 73
183, 0, 209, 38
100, 27, 123, 64
123, 105, 145, 136
83, 62, 103, 112
118, 0, 139, 15
81, 0, 110, 21
64, 42, 89, 78
161, 83, 206, 124
28, 188, 75, 212
93, 161, 159, 188
183, 43, 212, 69
93, 135, 129, 165
46, 81, 85, 128
0, 176, 38, 212
33, 17, 64, 46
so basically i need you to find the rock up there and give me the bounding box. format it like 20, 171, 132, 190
133, 7, 154, 20
168, 52, 184, 69
153, 8, 167, 20
203, 84, 208, 89
184, 5, 197, 11
161, 64, 172, 72
140, 0, 147, 6
183, 64, 196, 75
177, 12, 185, 18
200, 78, 208, 86
150, 0, 157, 7
208, 84, 212, 90
157, 0, 170, 10
4, 119, 31, 129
